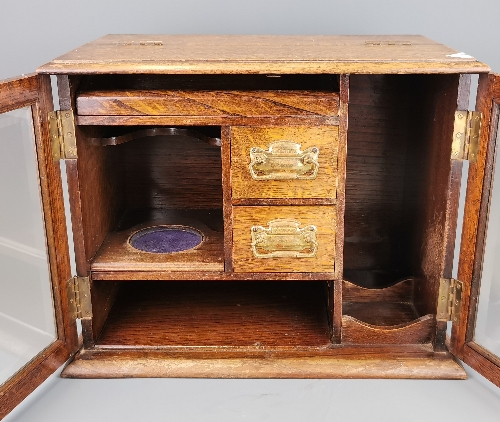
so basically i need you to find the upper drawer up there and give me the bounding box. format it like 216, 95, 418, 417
76, 90, 339, 125
231, 126, 338, 200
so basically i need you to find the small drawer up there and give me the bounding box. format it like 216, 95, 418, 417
232, 206, 336, 273
230, 126, 338, 200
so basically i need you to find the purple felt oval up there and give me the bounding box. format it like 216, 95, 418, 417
129, 226, 203, 253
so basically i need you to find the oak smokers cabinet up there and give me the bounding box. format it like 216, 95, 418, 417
1, 35, 500, 417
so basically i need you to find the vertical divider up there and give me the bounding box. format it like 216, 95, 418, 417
221, 126, 233, 272
332, 74, 349, 343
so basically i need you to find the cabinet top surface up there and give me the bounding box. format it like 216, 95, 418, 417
37, 34, 490, 75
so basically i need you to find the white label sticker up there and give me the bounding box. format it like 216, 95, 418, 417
446, 52, 474, 59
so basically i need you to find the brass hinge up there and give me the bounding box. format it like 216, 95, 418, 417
437, 278, 463, 322
451, 110, 482, 162
48, 109, 77, 161
67, 276, 92, 320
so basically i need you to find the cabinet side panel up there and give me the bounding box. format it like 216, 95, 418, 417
403, 75, 461, 334
76, 128, 125, 265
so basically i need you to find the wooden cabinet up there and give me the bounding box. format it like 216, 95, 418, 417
1, 34, 500, 418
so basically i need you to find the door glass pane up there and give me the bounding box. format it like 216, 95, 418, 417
475, 108, 500, 356
0, 107, 56, 386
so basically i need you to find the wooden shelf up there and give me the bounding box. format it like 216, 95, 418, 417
95, 281, 331, 348
91, 209, 225, 274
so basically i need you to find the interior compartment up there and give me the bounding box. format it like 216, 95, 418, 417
72, 125, 224, 276
94, 280, 331, 348
342, 279, 435, 344
70, 73, 462, 348
343, 74, 462, 326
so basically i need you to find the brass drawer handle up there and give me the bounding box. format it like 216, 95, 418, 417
251, 218, 318, 258
249, 140, 319, 180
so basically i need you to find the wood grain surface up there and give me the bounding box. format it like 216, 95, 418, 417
61, 349, 466, 379
120, 134, 223, 209
453, 75, 500, 384
95, 281, 330, 347
341, 277, 436, 344
463, 342, 500, 388
231, 126, 338, 200
37, 35, 489, 75
77, 90, 339, 118
342, 315, 434, 345
91, 271, 337, 281
332, 75, 349, 342
343, 75, 415, 282
91, 212, 224, 273
343, 303, 420, 327
77, 115, 338, 126
404, 75, 461, 325
232, 206, 335, 273
452, 74, 499, 358
0, 75, 77, 418
343, 278, 415, 303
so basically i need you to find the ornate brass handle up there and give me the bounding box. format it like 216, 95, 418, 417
249, 140, 319, 180
251, 218, 318, 258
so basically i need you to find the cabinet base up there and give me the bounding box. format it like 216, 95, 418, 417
62, 350, 467, 380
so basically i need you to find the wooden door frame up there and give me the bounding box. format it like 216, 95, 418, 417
0, 74, 78, 419
450, 73, 500, 388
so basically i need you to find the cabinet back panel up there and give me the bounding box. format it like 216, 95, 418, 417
121, 135, 223, 209
344, 75, 412, 284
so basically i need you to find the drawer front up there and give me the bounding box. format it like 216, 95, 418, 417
232, 206, 336, 272
231, 126, 338, 200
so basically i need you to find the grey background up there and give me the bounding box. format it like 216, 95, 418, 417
0, 0, 499, 79
2, 0, 500, 420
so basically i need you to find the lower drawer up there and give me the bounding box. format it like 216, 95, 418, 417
232, 205, 336, 273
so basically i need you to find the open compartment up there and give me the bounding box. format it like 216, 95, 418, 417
70, 125, 225, 277
93, 280, 331, 349
342, 74, 464, 335
342, 279, 435, 344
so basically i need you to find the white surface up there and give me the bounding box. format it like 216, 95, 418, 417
3, 364, 500, 422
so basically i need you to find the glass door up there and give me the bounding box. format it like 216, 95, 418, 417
0, 106, 56, 383
0, 75, 77, 418
452, 73, 500, 387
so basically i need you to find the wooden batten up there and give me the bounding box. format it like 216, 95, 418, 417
342, 315, 435, 345
61, 350, 466, 380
